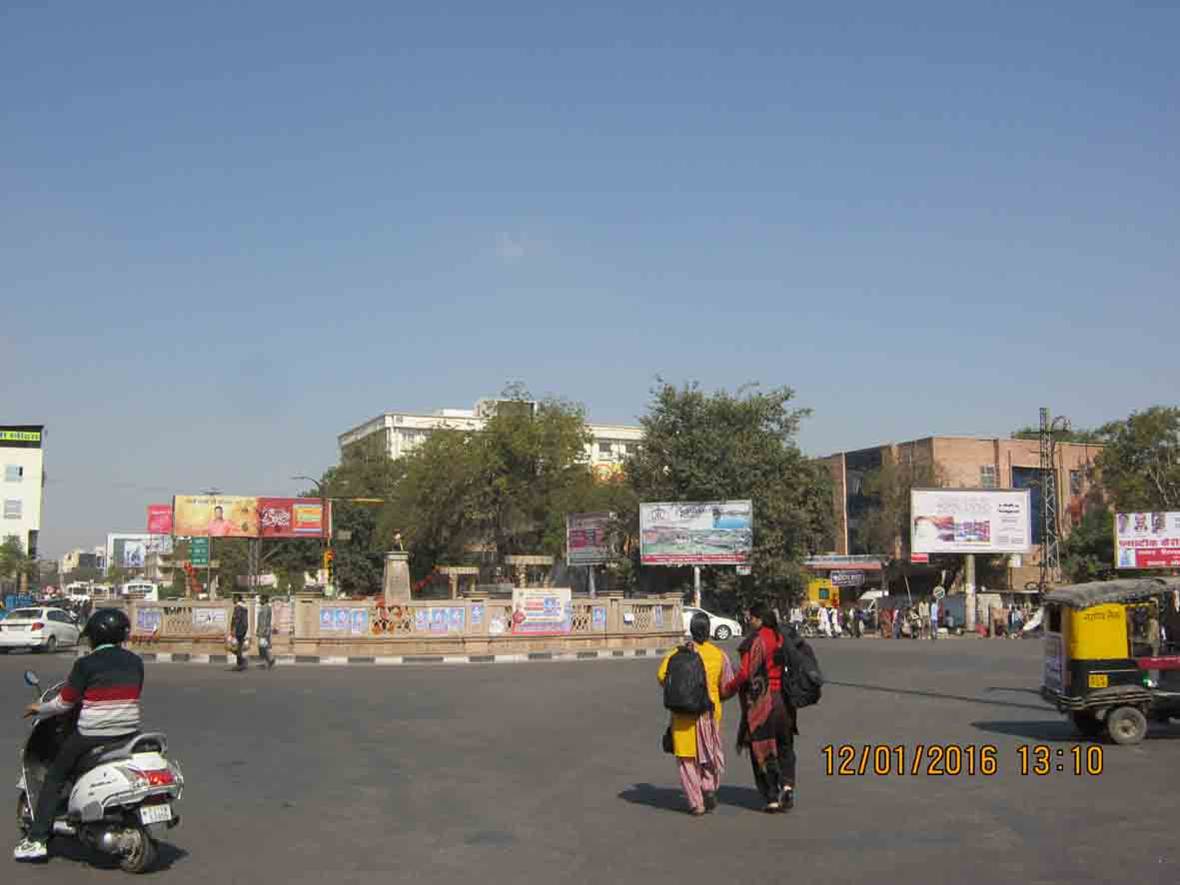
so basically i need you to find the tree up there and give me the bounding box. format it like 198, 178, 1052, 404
625, 381, 834, 606
1061, 508, 1117, 584
0, 537, 37, 594
381, 390, 603, 571
1095, 406, 1180, 511
1012, 425, 1103, 444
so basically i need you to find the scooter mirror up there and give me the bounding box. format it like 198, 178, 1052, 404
23, 670, 40, 688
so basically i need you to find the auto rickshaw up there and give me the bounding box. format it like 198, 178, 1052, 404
1041, 578, 1180, 744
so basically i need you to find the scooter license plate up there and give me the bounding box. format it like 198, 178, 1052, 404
139, 804, 172, 825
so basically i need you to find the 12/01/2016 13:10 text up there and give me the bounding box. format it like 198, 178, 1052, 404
823, 744, 1104, 777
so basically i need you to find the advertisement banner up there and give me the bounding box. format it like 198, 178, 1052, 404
135, 608, 163, 633
510, 588, 573, 635
192, 609, 226, 633
107, 533, 173, 570
831, 571, 866, 588
257, 498, 328, 539
173, 495, 260, 538
146, 504, 173, 535
1115, 511, 1180, 569
639, 500, 753, 566
566, 512, 613, 566
910, 489, 1032, 554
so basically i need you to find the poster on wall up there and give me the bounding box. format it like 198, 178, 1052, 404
1115, 511, 1180, 569
136, 608, 163, 633
192, 609, 227, 632
510, 588, 573, 636
910, 489, 1032, 554
350, 609, 368, 636
592, 606, 607, 630
639, 501, 752, 566
566, 512, 614, 566
471, 603, 484, 628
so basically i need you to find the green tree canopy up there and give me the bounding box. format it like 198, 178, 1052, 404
625, 381, 834, 604
1095, 406, 1180, 511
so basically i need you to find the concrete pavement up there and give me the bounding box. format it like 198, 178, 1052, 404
2, 638, 1178, 884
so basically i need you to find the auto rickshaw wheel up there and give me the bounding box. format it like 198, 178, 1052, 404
1106, 705, 1148, 745
1071, 711, 1104, 738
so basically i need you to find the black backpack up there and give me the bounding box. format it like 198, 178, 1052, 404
663, 646, 713, 715
779, 626, 824, 708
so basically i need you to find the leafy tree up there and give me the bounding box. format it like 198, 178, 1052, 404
0, 537, 38, 593
1061, 508, 1117, 584
624, 381, 834, 606
1012, 425, 1104, 444
1095, 406, 1180, 511
851, 457, 944, 560
381, 391, 602, 571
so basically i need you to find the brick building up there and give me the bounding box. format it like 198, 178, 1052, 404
821, 435, 1103, 589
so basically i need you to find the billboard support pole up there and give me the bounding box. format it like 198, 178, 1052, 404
207, 534, 214, 600
693, 566, 701, 609
588, 565, 596, 599
964, 554, 976, 633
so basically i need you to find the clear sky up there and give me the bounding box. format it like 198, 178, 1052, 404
4, 2, 1177, 558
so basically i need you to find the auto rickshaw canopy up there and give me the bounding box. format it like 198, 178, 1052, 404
1045, 577, 1180, 611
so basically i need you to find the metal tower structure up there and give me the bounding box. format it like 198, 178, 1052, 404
1039, 408, 1069, 589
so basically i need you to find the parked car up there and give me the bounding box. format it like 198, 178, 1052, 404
0, 607, 82, 653
681, 606, 743, 641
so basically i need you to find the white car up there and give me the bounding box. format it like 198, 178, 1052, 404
682, 606, 743, 641
0, 607, 81, 654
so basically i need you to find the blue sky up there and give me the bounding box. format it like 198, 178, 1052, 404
4, 2, 1177, 557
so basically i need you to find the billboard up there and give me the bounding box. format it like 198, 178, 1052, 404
509, 587, 573, 635
173, 495, 260, 538
566, 512, 613, 566
257, 498, 328, 539
146, 504, 173, 535
1115, 511, 1180, 569
107, 533, 174, 569
910, 489, 1032, 554
173, 495, 327, 539
640, 500, 753, 566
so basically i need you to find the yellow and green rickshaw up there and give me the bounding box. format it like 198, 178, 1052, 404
1041, 578, 1180, 745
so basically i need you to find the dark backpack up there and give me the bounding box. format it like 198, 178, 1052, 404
663, 646, 713, 715
778, 626, 824, 708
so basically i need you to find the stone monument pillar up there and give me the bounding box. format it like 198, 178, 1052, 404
383, 551, 411, 605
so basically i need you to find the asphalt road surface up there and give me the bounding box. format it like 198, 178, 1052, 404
2, 638, 1178, 885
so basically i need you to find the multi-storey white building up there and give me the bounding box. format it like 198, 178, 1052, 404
339, 399, 643, 477
1, 425, 45, 558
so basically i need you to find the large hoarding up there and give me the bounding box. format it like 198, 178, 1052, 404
910, 488, 1032, 554
566, 512, 613, 566
508, 587, 573, 636
106, 533, 174, 569
1115, 511, 1180, 569
172, 495, 327, 539
146, 504, 173, 535
640, 500, 752, 566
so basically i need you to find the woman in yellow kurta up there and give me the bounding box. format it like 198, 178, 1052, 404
657, 612, 734, 815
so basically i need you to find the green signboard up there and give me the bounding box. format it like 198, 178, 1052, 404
188, 537, 210, 566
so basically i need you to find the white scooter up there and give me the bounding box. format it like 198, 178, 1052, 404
16, 670, 184, 873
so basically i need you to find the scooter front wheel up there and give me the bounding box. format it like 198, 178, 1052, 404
16, 791, 32, 838
118, 826, 158, 874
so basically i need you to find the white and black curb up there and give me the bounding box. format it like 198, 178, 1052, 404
85, 648, 674, 666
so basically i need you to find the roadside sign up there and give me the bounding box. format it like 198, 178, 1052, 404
933, 586, 946, 600
189, 537, 210, 566
911, 553, 929, 564
736, 565, 752, 576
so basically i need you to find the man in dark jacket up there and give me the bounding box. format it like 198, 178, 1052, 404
230, 595, 249, 672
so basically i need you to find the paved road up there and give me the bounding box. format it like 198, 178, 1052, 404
2, 638, 1178, 884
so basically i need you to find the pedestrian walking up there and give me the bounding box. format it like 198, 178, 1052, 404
256, 595, 276, 669
892, 607, 902, 639
723, 603, 796, 813
918, 598, 931, 640
929, 598, 940, 641
657, 612, 733, 816
229, 595, 249, 672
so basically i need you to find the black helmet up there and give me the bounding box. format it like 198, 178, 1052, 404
82, 608, 131, 647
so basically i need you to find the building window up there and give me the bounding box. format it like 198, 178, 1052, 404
979, 465, 997, 489
3, 499, 21, 519
1070, 470, 1083, 496
3, 465, 21, 482
598, 441, 614, 459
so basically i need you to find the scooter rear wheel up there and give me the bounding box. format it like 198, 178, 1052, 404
118, 826, 158, 874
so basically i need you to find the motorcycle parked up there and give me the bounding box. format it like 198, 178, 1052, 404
16, 670, 183, 873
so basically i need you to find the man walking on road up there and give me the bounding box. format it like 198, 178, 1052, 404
918, 598, 931, 640
256, 595, 276, 669
929, 598, 940, 641
229, 595, 249, 672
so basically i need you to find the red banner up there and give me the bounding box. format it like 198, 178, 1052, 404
257, 498, 327, 539
146, 504, 173, 535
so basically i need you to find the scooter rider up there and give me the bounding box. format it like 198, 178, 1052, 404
15, 608, 144, 863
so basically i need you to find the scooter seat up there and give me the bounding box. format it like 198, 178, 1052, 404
72, 733, 142, 778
